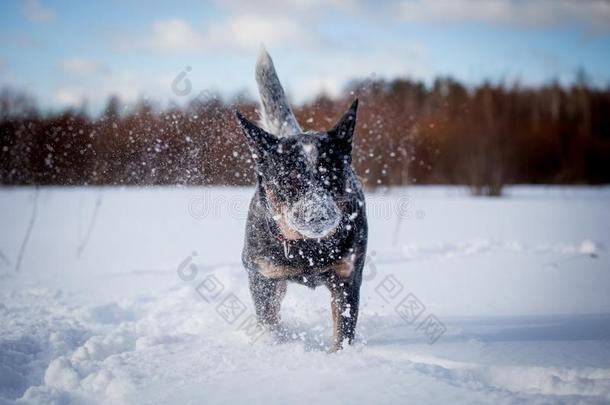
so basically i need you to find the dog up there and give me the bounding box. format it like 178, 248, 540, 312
235, 47, 368, 351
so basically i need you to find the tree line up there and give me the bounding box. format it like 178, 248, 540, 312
1, 77, 609, 195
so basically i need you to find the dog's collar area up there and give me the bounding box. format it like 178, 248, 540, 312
273, 233, 285, 242
280, 236, 291, 259
265, 211, 349, 260
259, 187, 291, 257
266, 213, 293, 259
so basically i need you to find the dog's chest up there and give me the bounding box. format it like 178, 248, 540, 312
301, 138, 318, 167
272, 233, 350, 267
255, 231, 354, 276
255, 251, 355, 282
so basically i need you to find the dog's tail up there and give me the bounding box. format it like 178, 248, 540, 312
255, 46, 302, 137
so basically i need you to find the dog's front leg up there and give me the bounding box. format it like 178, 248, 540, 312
248, 270, 286, 328
328, 275, 360, 351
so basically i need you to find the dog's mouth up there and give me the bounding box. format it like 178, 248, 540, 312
285, 192, 341, 239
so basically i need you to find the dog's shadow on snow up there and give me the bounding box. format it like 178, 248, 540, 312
364, 313, 610, 346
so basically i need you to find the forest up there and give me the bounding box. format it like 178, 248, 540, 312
1, 76, 609, 195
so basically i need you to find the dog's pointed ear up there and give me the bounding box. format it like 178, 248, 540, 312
328, 99, 358, 161
236, 110, 277, 156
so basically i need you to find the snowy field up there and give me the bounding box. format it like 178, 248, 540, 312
1, 186, 610, 404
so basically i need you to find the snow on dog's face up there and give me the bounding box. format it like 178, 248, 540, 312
237, 99, 358, 239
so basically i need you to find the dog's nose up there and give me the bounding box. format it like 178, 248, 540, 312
286, 192, 341, 238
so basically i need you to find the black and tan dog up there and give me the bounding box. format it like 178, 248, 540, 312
236, 48, 367, 351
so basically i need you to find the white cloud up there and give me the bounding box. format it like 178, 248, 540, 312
53, 71, 171, 110
286, 45, 432, 103
53, 88, 85, 106
22, 0, 55, 23
206, 14, 313, 49
140, 19, 206, 53
212, 0, 359, 16
398, 0, 610, 30
291, 76, 343, 101
124, 14, 313, 54
59, 58, 106, 75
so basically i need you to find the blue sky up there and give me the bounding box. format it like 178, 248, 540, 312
1, 0, 609, 113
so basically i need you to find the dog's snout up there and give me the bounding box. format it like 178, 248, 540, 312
286, 192, 341, 238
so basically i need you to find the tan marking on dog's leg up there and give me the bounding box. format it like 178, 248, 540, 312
331, 254, 356, 279
269, 280, 287, 324
315, 255, 356, 278
331, 293, 339, 349
334, 258, 354, 278
329, 285, 348, 352
255, 259, 301, 279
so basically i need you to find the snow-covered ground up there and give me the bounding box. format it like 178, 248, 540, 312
1, 186, 609, 404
